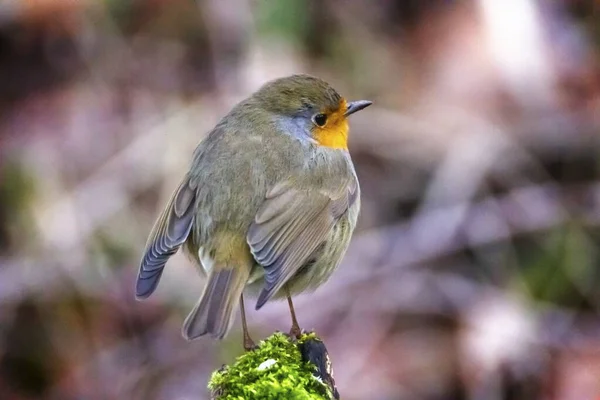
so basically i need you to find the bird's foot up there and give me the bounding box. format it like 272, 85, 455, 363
243, 335, 257, 352
289, 324, 302, 340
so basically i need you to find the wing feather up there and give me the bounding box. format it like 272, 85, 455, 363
248, 178, 358, 309
136, 177, 196, 299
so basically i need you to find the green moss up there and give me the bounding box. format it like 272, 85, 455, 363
209, 332, 332, 400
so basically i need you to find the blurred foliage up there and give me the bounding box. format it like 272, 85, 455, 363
104, 0, 207, 41
518, 224, 599, 309
90, 231, 137, 272
0, 300, 58, 397
0, 160, 37, 254
255, 0, 310, 44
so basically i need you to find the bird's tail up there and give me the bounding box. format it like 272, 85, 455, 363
182, 262, 251, 340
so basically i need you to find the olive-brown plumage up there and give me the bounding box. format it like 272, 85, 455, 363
136, 74, 371, 344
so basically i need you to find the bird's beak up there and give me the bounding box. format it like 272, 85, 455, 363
344, 100, 372, 117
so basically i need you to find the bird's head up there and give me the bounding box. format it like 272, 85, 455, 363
252, 74, 372, 150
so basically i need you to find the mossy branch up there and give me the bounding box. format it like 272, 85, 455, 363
209, 332, 339, 400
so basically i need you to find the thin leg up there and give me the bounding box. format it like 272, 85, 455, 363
240, 294, 256, 351
286, 286, 302, 339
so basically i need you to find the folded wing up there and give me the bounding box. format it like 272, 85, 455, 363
247, 179, 357, 309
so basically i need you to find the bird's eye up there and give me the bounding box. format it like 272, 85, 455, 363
313, 113, 327, 127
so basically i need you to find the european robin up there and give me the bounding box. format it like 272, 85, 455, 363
135, 74, 371, 349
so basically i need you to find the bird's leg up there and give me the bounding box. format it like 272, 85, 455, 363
239, 294, 256, 351
286, 286, 302, 339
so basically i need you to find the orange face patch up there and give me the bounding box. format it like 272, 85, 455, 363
313, 99, 350, 150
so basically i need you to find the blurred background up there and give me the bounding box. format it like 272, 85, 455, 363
0, 0, 599, 399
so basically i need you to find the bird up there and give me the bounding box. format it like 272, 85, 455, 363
135, 74, 371, 349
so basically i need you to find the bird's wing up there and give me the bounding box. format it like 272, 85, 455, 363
136, 176, 196, 299
247, 178, 358, 309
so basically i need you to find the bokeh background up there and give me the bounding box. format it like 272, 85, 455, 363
1, 0, 599, 399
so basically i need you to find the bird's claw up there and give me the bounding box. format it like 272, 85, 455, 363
289, 325, 302, 340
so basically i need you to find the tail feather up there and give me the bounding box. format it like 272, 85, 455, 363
182, 265, 250, 340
